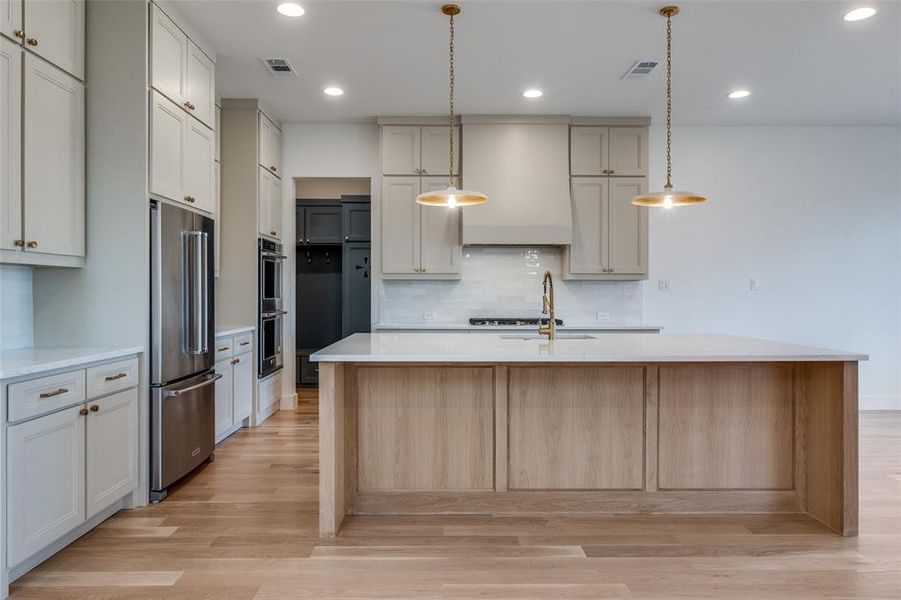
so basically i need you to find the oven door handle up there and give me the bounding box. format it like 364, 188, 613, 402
260, 252, 287, 260
261, 311, 288, 318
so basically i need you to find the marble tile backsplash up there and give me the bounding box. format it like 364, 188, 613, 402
379, 247, 642, 325
0, 266, 34, 349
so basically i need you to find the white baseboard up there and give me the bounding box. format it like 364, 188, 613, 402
861, 395, 901, 410
280, 392, 297, 410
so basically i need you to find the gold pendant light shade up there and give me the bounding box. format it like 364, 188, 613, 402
416, 4, 488, 208
632, 6, 707, 208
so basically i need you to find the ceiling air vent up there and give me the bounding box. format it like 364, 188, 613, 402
260, 57, 298, 78
620, 60, 658, 80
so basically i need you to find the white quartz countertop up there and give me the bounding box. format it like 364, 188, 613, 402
374, 323, 662, 332
310, 333, 867, 364
0, 346, 145, 380
216, 325, 255, 337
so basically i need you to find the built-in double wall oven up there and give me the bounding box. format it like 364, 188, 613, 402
259, 238, 286, 378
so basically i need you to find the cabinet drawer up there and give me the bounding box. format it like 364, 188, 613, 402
86, 357, 139, 399
215, 337, 234, 360
8, 370, 86, 422
233, 333, 253, 355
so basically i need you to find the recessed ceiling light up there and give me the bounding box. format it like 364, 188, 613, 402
522, 89, 543, 98
277, 3, 304, 17
844, 7, 876, 21
727, 89, 751, 99
323, 87, 344, 96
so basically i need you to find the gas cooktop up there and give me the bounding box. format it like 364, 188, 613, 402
469, 317, 564, 327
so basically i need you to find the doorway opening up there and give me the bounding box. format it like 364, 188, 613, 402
294, 178, 371, 388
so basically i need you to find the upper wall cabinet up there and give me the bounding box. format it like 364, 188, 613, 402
570, 126, 647, 176
1, 0, 23, 42
151, 90, 215, 214
258, 165, 282, 240
23, 52, 84, 257
151, 3, 214, 129
258, 112, 281, 177
20, 0, 85, 80
0, 36, 21, 253
381, 125, 459, 176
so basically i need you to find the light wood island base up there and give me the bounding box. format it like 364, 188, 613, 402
319, 361, 859, 538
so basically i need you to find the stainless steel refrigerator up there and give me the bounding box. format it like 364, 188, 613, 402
149, 201, 219, 502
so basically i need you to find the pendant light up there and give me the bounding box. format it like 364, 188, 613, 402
632, 6, 706, 209
416, 4, 488, 208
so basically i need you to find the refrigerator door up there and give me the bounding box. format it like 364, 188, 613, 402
150, 371, 221, 492
150, 202, 215, 385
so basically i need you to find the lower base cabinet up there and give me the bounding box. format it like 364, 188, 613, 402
7, 387, 138, 567
214, 339, 253, 443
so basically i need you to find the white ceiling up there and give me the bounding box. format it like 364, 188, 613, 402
173, 0, 901, 125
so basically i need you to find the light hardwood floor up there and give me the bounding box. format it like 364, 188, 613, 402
10, 392, 901, 599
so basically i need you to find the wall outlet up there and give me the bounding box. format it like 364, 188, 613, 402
423, 312, 436, 321
749, 278, 759, 291
658, 278, 671, 291
596, 311, 611, 321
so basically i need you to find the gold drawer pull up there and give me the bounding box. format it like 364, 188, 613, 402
13, 239, 24, 248
218, 346, 230, 352
79, 407, 89, 416
239, 341, 250, 346
40, 388, 69, 398
231, 358, 240, 365
26, 37, 37, 46
14, 30, 25, 39
185, 196, 195, 203
90, 405, 100, 412
104, 372, 128, 381
270, 230, 278, 236
26, 240, 38, 248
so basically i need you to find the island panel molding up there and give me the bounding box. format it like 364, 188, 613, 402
507, 366, 644, 490
657, 364, 795, 490
315, 333, 863, 537
356, 366, 494, 491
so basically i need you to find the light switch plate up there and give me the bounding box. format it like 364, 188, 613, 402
658, 279, 671, 291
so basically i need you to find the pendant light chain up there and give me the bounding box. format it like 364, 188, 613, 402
448, 10, 456, 188
665, 12, 673, 189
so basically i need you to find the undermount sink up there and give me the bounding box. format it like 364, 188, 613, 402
499, 334, 596, 341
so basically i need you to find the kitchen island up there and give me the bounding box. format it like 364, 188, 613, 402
311, 333, 866, 538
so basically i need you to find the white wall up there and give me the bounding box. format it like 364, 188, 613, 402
643, 126, 901, 409
0, 266, 33, 350
281, 124, 380, 404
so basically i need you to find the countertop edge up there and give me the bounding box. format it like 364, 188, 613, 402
216, 325, 256, 337
311, 354, 868, 363
373, 324, 663, 331
0, 346, 146, 380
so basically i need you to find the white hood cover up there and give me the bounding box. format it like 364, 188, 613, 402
461, 118, 572, 245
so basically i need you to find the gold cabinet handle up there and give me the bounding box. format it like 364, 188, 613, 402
79, 407, 89, 416
609, 169, 615, 174
14, 30, 25, 39
13, 239, 24, 248
231, 358, 240, 365
271, 165, 277, 172
218, 346, 229, 352
26, 241, 37, 248
104, 372, 128, 381
40, 388, 69, 398
239, 341, 250, 346
185, 196, 195, 203
26, 37, 37, 46
90, 405, 100, 413
184, 101, 195, 111
270, 230, 278, 236
609, 267, 615, 273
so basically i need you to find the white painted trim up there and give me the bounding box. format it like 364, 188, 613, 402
461, 115, 571, 124
860, 395, 901, 411
280, 392, 297, 411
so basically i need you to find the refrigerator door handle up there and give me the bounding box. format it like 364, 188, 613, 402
184, 231, 207, 355
200, 230, 209, 354
164, 372, 222, 397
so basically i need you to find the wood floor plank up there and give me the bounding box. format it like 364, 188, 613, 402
9, 397, 901, 600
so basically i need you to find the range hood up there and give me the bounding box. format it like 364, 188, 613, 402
461, 116, 572, 245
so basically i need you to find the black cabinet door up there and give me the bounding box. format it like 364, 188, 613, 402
343, 203, 371, 242
342, 243, 371, 337
295, 206, 306, 244
304, 206, 343, 244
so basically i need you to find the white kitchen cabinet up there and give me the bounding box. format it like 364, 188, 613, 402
150, 3, 187, 107
232, 352, 252, 422
214, 357, 234, 440
258, 112, 281, 177
419, 176, 461, 274
186, 39, 214, 128
22, 0, 84, 79
565, 177, 647, 279
214, 161, 220, 276
258, 165, 282, 240
1, 0, 22, 42
0, 35, 21, 252
184, 113, 215, 213
381, 125, 458, 176
7, 404, 85, 567
570, 126, 647, 176
151, 90, 214, 214
380, 176, 420, 275
215, 104, 220, 162
23, 52, 84, 257
381, 176, 461, 278
85, 388, 137, 518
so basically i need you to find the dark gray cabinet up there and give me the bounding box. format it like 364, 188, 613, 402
296, 205, 342, 245
343, 243, 371, 337
343, 202, 371, 242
